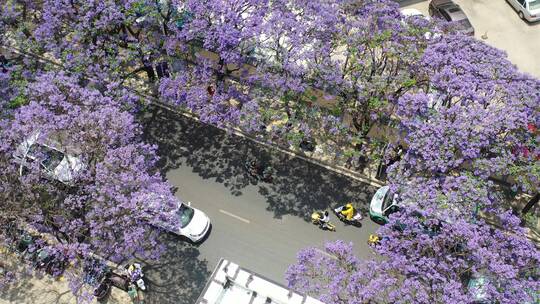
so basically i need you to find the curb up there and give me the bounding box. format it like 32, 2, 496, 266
151, 100, 386, 189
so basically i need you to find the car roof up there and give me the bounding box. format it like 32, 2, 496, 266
438, 3, 467, 20
401, 8, 424, 17
431, 0, 454, 6
447, 10, 467, 20
33, 130, 83, 155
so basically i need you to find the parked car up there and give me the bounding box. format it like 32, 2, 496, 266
507, 0, 540, 22
400, 8, 440, 40
400, 8, 430, 20
369, 186, 400, 224
429, 0, 475, 36
157, 201, 211, 242
13, 130, 85, 184
468, 272, 540, 303
467, 274, 492, 304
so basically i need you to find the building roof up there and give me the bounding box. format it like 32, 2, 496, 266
196, 259, 325, 304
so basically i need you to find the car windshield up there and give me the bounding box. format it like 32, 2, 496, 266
457, 19, 472, 30
177, 204, 195, 228
382, 190, 394, 211
529, 0, 540, 10
28, 144, 64, 170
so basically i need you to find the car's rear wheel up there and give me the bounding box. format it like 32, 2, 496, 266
519, 11, 525, 20
370, 215, 387, 225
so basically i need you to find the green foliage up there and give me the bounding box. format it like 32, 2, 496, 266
329, 105, 342, 117
509, 162, 540, 193
8, 93, 27, 109
343, 148, 360, 159
522, 212, 538, 230
129, 0, 150, 17
367, 30, 392, 48
285, 130, 304, 147
368, 97, 386, 110
401, 78, 417, 88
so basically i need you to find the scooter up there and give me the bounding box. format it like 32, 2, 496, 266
92, 267, 113, 302
127, 282, 145, 303
44, 253, 67, 277
93, 278, 112, 302
16, 233, 34, 255
125, 263, 146, 291
108, 271, 130, 291
333, 205, 363, 226
93, 267, 132, 302
367, 234, 381, 246
311, 211, 336, 231
244, 159, 274, 183
33, 248, 52, 270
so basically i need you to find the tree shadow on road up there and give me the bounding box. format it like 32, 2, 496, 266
256, 155, 377, 219
140, 106, 378, 221
140, 106, 253, 197
142, 233, 211, 304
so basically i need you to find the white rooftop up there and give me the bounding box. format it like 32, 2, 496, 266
196, 259, 325, 304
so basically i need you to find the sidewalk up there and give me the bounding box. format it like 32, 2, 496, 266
0, 248, 131, 304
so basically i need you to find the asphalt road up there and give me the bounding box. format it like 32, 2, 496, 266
138, 106, 381, 304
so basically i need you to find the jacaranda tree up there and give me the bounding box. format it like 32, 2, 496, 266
287, 9, 539, 304
0, 72, 178, 300
287, 190, 540, 304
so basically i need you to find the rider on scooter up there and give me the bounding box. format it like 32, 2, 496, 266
319, 211, 331, 229
335, 203, 355, 220
247, 159, 257, 172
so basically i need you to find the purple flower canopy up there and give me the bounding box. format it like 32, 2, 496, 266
0, 72, 179, 299
1, 0, 538, 302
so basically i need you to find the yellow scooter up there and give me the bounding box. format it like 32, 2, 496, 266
311, 210, 336, 232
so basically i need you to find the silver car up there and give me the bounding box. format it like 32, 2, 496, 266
13, 130, 85, 184
429, 0, 475, 36
507, 0, 540, 22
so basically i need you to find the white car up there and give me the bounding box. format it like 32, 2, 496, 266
400, 8, 430, 20
13, 130, 85, 184
369, 186, 399, 224
400, 8, 439, 40
160, 201, 211, 243
507, 0, 540, 22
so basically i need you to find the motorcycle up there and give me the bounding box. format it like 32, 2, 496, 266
311, 210, 336, 231
367, 234, 381, 246
93, 267, 129, 302
16, 233, 43, 264
127, 282, 145, 303
33, 248, 52, 270
30, 246, 66, 277
44, 253, 67, 277
108, 271, 130, 291
244, 159, 274, 183
333, 205, 362, 226
84, 257, 111, 287
16, 233, 34, 255
124, 263, 146, 291
93, 278, 112, 302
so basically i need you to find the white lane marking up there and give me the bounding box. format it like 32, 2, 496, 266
219, 209, 251, 224
314, 248, 338, 260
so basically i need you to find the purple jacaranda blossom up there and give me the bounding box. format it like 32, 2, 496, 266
288, 206, 540, 304
0, 72, 178, 302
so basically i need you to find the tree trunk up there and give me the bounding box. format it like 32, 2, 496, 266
522, 193, 539, 214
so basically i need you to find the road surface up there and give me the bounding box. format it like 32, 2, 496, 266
139, 106, 381, 304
